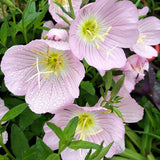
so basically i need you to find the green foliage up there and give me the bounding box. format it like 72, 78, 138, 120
0, 103, 27, 123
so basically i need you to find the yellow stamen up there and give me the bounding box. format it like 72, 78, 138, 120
32, 49, 48, 58
102, 109, 112, 114
86, 129, 103, 136
137, 35, 146, 45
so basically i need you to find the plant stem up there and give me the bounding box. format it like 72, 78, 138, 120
136, 0, 141, 7
0, 133, 16, 160
0, 2, 16, 44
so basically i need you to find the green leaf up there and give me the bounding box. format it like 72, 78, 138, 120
135, 131, 160, 140
106, 156, 129, 160
80, 0, 89, 8
0, 23, 7, 46
92, 141, 113, 160
22, 145, 38, 160
110, 74, 125, 100
11, 124, 29, 160
19, 107, 41, 131
85, 149, 92, 160
0, 103, 27, 122
46, 153, 61, 160
0, 155, 10, 160
47, 122, 63, 140
89, 141, 104, 159
113, 107, 124, 120
56, 13, 71, 25
125, 126, 141, 150
141, 113, 152, 155
81, 81, 95, 95
63, 116, 78, 140
58, 139, 70, 154
22, 138, 53, 160
105, 70, 112, 91
67, 0, 75, 19
36, 137, 53, 160
54, 1, 73, 19
119, 148, 146, 160
69, 140, 100, 150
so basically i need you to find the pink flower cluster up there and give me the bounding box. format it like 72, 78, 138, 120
1, 0, 160, 159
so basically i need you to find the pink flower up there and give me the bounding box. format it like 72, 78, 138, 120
0, 98, 9, 146
1, 40, 85, 114
114, 54, 149, 92
48, 0, 82, 23
46, 28, 68, 41
41, 21, 69, 41
132, 16, 160, 58
96, 87, 144, 123
43, 104, 125, 159
69, 0, 139, 70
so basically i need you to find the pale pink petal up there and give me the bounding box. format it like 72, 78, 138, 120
1, 44, 39, 95
138, 6, 149, 16
0, 98, 9, 124
99, 0, 139, 48
139, 16, 160, 45
0, 131, 8, 147
116, 87, 144, 123
132, 43, 158, 58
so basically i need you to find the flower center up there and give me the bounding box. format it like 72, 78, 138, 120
80, 18, 101, 42
76, 112, 103, 140
77, 113, 95, 131
80, 17, 112, 49
32, 47, 65, 78
54, 0, 68, 6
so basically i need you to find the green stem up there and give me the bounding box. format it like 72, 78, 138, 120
135, 0, 141, 7
0, 2, 15, 44
11, 10, 16, 44
0, 133, 16, 160
22, 2, 29, 44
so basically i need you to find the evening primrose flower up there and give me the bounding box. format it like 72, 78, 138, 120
114, 54, 149, 92
0, 98, 9, 146
48, 0, 82, 23
1, 40, 85, 114
69, 0, 139, 70
43, 104, 125, 159
132, 16, 160, 58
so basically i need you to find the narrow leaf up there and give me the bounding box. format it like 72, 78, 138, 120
0, 103, 27, 122
119, 148, 146, 160
105, 70, 112, 91
63, 116, 78, 140
47, 122, 63, 140
110, 74, 125, 100
93, 142, 113, 160
125, 126, 141, 150
56, 13, 71, 25
89, 141, 104, 159
46, 153, 61, 160
69, 140, 99, 150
